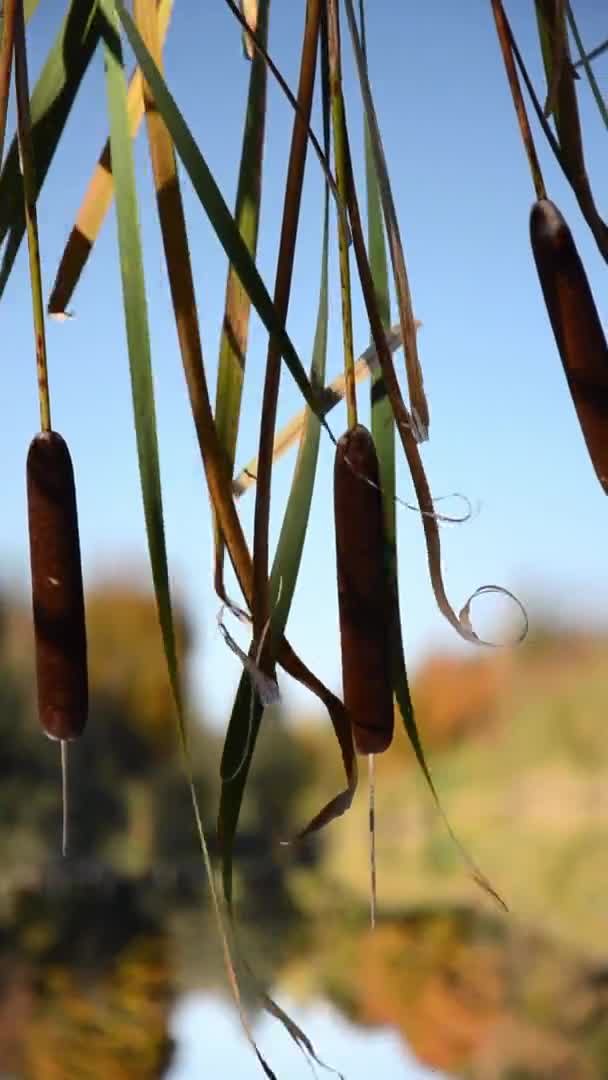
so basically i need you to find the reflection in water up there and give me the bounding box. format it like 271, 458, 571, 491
167, 994, 448, 1080
0, 874, 175, 1079
4, 604, 608, 1077
3, 876, 608, 1079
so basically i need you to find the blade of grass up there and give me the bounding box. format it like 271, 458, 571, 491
326, 0, 357, 430
343, 0, 428, 441
0, 0, 101, 297
540, 0, 567, 118
116, 0, 332, 433
532, 0, 608, 259
567, 4, 608, 131
251, 0, 322, 653
98, 5, 280, 1077
0, 0, 17, 169
214, 0, 270, 604
490, 0, 547, 200
47, 0, 174, 317
222, 0, 344, 219
573, 37, 608, 70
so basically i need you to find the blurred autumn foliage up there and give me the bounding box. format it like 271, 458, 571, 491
407, 652, 508, 751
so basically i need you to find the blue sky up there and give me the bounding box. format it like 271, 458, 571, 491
1, 2, 607, 729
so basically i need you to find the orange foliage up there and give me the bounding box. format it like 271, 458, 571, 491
408, 652, 508, 751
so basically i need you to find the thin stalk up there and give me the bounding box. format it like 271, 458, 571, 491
0, 0, 17, 168
573, 38, 608, 70
252, 0, 321, 648
491, 0, 547, 200
61, 740, 69, 856
13, 0, 51, 432
368, 751, 376, 929
222, 0, 342, 214
567, 4, 608, 131
327, 0, 357, 430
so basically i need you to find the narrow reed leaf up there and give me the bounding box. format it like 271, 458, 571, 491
490, 0, 547, 201
99, 6, 280, 1076
48, 0, 174, 317
535, 0, 585, 167
0, 0, 17, 170
116, 0, 331, 429
567, 4, 608, 132
98, 0, 182, 719
252, 0, 322, 651
539, 0, 568, 118
572, 37, 608, 70
128, 9, 341, 1069
0, 0, 101, 296
326, 0, 357, 430
214, 0, 270, 602
343, 0, 428, 440
222, 0, 343, 217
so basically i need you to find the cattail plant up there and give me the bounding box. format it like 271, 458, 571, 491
491, 0, 608, 496
11, 0, 88, 857
0, 0, 606, 1074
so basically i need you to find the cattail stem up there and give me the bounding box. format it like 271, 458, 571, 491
14, 0, 51, 433
0, 0, 18, 169
368, 751, 376, 929
491, 0, 547, 201
61, 739, 69, 857
327, 0, 357, 430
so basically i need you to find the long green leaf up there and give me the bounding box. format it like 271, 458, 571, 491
214, 0, 270, 600
98, 4, 182, 715
0, 0, 101, 296
567, 4, 608, 132
343, 0, 428, 439
219, 1, 339, 905
572, 37, 608, 70
99, 11, 282, 1077
116, 0, 331, 434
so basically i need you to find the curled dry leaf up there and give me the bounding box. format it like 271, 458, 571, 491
217, 606, 280, 708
